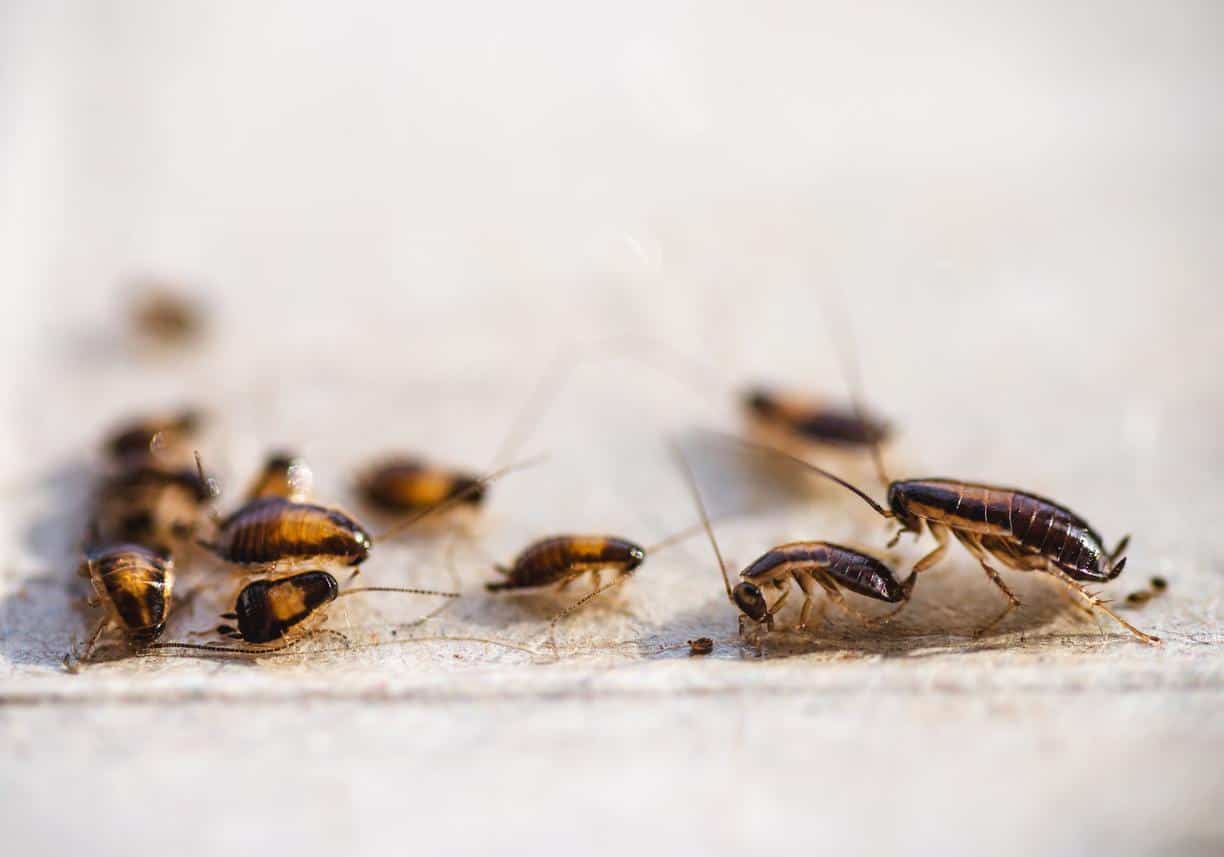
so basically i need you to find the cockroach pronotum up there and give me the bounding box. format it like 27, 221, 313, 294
244, 451, 313, 503
673, 444, 913, 646
199, 454, 544, 575
66, 542, 176, 670
147, 570, 458, 655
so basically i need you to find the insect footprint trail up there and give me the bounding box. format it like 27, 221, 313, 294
672, 444, 913, 649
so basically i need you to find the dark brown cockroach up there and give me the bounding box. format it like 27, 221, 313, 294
674, 445, 913, 644
89, 465, 213, 551
244, 451, 313, 503
356, 456, 484, 515
743, 385, 891, 450
105, 409, 202, 470
147, 570, 457, 654
66, 542, 175, 669
200, 455, 543, 575
723, 439, 1157, 644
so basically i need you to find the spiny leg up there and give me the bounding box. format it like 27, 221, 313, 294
793, 573, 819, 632
955, 533, 1021, 636
1048, 568, 1159, 644
813, 573, 877, 627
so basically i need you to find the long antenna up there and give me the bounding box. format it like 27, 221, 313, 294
490, 335, 724, 469
817, 283, 892, 488
715, 432, 892, 520
670, 442, 734, 602
375, 454, 547, 541
547, 572, 636, 658
338, 586, 459, 599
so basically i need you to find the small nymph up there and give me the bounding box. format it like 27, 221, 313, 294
67, 542, 175, 669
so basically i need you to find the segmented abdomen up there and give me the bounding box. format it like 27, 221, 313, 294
216, 498, 368, 566
89, 544, 173, 638
496, 536, 645, 589
895, 480, 1107, 577
741, 541, 906, 602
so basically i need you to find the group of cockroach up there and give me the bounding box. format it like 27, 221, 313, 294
68, 330, 1161, 671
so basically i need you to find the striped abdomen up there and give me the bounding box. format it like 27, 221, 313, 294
741, 541, 908, 603
211, 498, 372, 567
488, 535, 646, 591
890, 479, 1113, 580
359, 458, 484, 512
744, 388, 889, 446
233, 571, 339, 644
85, 543, 174, 644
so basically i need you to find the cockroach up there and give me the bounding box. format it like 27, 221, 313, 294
673, 445, 913, 643
129, 284, 205, 345
90, 465, 213, 551
200, 455, 543, 575
1124, 576, 1169, 609
356, 456, 484, 515
105, 409, 202, 469
724, 439, 1156, 644
1150, 576, 1168, 593
484, 520, 716, 653
742, 386, 891, 450
66, 542, 175, 669
147, 570, 457, 654
244, 451, 313, 503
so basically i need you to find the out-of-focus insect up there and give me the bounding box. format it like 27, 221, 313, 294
1125, 576, 1169, 609
200, 455, 544, 575
148, 570, 457, 652
65, 542, 175, 670
484, 519, 714, 653
742, 386, 890, 451
687, 637, 714, 655
90, 465, 214, 551
356, 457, 484, 516
244, 451, 313, 503
105, 409, 202, 470
673, 445, 913, 645
714, 292, 1157, 642
128, 283, 206, 345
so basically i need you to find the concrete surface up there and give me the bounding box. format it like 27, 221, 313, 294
3, 3, 1223, 856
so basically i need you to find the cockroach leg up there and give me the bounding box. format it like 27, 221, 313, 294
912, 523, 950, 574
1049, 569, 1160, 644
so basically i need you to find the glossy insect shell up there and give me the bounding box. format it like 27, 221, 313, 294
359, 458, 485, 512
105, 411, 200, 466
213, 497, 372, 567
740, 541, 908, 602
888, 480, 1116, 581
84, 543, 175, 645
490, 535, 646, 590
233, 571, 339, 644
91, 466, 213, 549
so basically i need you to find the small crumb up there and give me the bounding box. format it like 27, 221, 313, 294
1150, 576, 1168, 593
687, 637, 714, 656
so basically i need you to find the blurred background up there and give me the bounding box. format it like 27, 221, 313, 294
2, 2, 1223, 856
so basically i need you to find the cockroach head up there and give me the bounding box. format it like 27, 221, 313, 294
732, 581, 768, 623
885, 483, 922, 533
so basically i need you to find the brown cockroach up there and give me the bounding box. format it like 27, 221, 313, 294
243, 451, 314, 503
743, 385, 890, 450
89, 464, 214, 552
66, 542, 175, 669
356, 456, 484, 516
484, 520, 716, 653
147, 570, 458, 654
105, 409, 202, 470
674, 444, 913, 644
199, 455, 543, 575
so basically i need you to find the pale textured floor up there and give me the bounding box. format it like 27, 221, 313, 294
3, 3, 1223, 856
